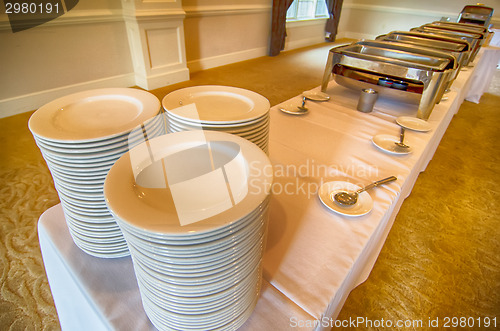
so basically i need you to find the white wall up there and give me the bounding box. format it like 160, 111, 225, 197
182, 0, 272, 72
0, 0, 133, 118
2, 0, 498, 118
338, 0, 499, 40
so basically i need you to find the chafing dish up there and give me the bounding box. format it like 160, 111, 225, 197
458, 5, 494, 27
321, 42, 454, 119
411, 25, 483, 62
359, 40, 460, 93
376, 31, 472, 67
427, 21, 488, 38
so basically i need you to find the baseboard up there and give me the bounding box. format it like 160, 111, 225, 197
284, 36, 327, 52
336, 31, 375, 41
135, 68, 190, 91
187, 47, 268, 72
0, 73, 135, 119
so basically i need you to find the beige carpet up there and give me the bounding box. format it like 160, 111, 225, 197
1, 42, 499, 330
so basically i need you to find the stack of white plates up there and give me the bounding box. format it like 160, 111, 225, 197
28, 88, 164, 258
104, 130, 273, 330
162, 86, 270, 153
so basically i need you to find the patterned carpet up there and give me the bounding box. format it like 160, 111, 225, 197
0, 43, 498, 330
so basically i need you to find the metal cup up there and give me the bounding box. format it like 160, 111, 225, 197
357, 88, 378, 113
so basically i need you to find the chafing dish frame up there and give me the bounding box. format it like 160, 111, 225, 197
376, 31, 472, 67
321, 43, 453, 119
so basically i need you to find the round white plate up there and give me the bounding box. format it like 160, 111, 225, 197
166, 115, 269, 135
162, 86, 270, 124
278, 103, 308, 115
372, 134, 413, 155
105, 131, 273, 235
166, 111, 268, 128
32, 114, 164, 148
29, 88, 161, 142
34, 123, 165, 157
396, 116, 432, 132
121, 198, 268, 240
318, 181, 373, 217
303, 90, 330, 101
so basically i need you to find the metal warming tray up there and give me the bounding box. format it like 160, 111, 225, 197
427, 21, 488, 38
356, 40, 459, 92
321, 42, 454, 119
412, 25, 483, 62
458, 5, 494, 27
376, 30, 472, 67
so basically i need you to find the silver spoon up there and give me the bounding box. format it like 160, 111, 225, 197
279, 96, 309, 115
297, 96, 308, 111
332, 176, 397, 206
395, 127, 410, 149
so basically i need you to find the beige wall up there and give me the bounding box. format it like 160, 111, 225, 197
182, 0, 271, 72
338, 0, 499, 40
1, 0, 498, 118
0, 0, 132, 118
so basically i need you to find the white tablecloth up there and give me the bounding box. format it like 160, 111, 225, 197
38, 47, 493, 330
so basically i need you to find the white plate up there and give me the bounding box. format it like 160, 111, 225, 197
372, 134, 413, 155
167, 115, 269, 134
117, 197, 269, 242
34, 123, 165, 157
396, 116, 432, 132
166, 111, 269, 128
104, 131, 273, 235
162, 86, 270, 124
303, 90, 330, 101
32, 114, 164, 148
318, 181, 373, 217
278, 103, 308, 115
29, 88, 161, 142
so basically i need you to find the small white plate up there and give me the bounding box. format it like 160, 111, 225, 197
318, 181, 373, 217
162, 85, 270, 124
278, 103, 308, 115
396, 116, 432, 132
303, 91, 330, 101
372, 134, 413, 155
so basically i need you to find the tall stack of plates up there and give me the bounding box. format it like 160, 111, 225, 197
162, 85, 270, 154
28, 88, 164, 258
104, 130, 273, 330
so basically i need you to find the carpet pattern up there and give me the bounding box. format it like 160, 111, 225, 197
0, 43, 498, 330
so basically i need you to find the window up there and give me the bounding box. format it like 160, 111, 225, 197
286, 0, 329, 21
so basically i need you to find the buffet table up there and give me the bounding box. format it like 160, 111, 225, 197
38, 46, 499, 330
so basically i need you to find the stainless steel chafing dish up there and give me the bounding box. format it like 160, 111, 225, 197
458, 5, 494, 27
321, 42, 454, 119
427, 21, 488, 38
412, 25, 483, 62
377, 31, 472, 67
358, 40, 460, 94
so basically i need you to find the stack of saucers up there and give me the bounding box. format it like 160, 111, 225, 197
28, 88, 164, 258
162, 85, 270, 153
104, 130, 273, 329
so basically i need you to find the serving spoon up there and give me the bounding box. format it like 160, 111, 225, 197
297, 96, 308, 111
279, 96, 308, 115
395, 127, 410, 149
332, 176, 397, 206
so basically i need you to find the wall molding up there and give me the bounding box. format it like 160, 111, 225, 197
0, 73, 135, 119
187, 46, 268, 73
184, 4, 271, 18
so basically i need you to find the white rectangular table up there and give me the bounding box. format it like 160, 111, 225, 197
38, 46, 499, 330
